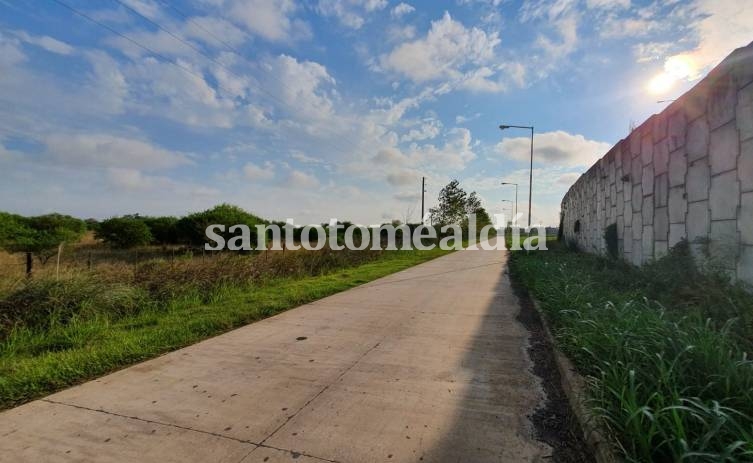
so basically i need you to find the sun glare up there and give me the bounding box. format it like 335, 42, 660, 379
648, 72, 676, 95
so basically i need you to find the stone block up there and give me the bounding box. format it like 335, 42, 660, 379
642, 165, 654, 196
709, 171, 740, 220
642, 226, 654, 263
741, 139, 753, 192
687, 201, 710, 241
632, 212, 643, 240
643, 196, 654, 225
686, 118, 709, 162
654, 140, 669, 174
731, 46, 753, 88
655, 241, 669, 259
669, 223, 687, 248
654, 173, 668, 207
624, 206, 633, 226
669, 187, 688, 223
738, 245, 753, 286
631, 154, 642, 184
641, 135, 653, 166
668, 148, 687, 187
632, 240, 642, 265
741, 192, 753, 245
686, 159, 710, 202
616, 190, 624, 215
667, 110, 686, 151
738, 83, 753, 141
653, 113, 668, 141
632, 183, 642, 211
685, 82, 708, 121
654, 207, 669, 241
708, 74, 737, 130
617, 215, 625, 239
624, 178, 632, 200
629, 131, 641, 158
709, 122, 740, 175
709, 220, 739, 268
622, 143, 632, 172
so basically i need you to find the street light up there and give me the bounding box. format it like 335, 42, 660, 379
499, 124, 534, 228
500, 199, 513, 227
501, 182, 518, 224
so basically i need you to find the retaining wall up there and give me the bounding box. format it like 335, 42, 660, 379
560, 42, 753, 284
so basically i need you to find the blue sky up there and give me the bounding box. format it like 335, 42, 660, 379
0, 0, 751, 226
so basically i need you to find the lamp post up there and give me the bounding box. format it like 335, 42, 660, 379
501, 182, 518, 225
499, 124, 534, 229
500, 199, 513, 228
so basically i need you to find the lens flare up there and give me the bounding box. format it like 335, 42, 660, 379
648, 72, 676, 95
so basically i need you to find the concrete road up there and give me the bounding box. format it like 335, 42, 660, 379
0, 247, 550, 462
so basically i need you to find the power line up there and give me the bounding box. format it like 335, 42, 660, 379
155, 0, 251, 58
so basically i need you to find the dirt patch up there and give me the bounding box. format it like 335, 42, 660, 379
509, 267, 595, 463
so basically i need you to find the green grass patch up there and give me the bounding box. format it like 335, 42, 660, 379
509, 241, 753, 462
0, 247, 449, 409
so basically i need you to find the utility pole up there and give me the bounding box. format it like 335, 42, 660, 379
421, 176, 426, 224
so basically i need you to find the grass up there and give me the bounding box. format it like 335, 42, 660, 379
509, 241, 753, 462
0, 246, 450, 409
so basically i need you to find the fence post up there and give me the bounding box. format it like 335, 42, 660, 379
25, 252, 33, 277
87, 252, 93, 271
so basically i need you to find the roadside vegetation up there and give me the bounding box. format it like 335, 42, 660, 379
510, 241, 753, 462
0, 180, 492, 409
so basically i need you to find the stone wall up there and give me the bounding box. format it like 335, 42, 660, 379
560, 42, 753, 284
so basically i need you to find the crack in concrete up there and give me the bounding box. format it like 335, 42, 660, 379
255, 341, 382, 449
40, 399, 339, 463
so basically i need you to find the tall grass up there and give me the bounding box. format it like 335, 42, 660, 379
0, 246, 448, 409
510, 242, 753, 462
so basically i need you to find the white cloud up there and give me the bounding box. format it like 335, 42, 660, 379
316, 0, 387, 29
229, 0, 309, 42
386, 170, 417, 186
243, 161, 275, 180
13, 30, 74, 55
495, 131, 611, 167
106, 167, 220, 196
184, 16, 249, 48
400, 119, 442, 142
380, 12, 501, 83
45, 133, 191, 170
391, 3, 415, 18
286, 169, 320, 188
586, 0, 630, 10
264, 54, 337, 123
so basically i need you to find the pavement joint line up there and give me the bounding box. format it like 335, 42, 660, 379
41, 399, 340, 463
360, 261, 506, 288
256, 341, 383, 447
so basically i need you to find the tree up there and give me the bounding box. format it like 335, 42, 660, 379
175, 204, 265, 247
140, 216, 179, 245
0, 213, 86, 275
429, 180, 468, 227
96, 217, 153, 249
429, 180, 493, 236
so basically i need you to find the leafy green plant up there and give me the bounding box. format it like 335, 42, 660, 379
96, 217, 153, 249
510, 242, 753, 462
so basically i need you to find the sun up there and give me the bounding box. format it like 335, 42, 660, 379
648, 72, 676, 95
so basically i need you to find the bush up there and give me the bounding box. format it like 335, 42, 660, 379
96, 217, 153, 249
0, 276, 151, 334
175, 204, 265, 247
140, 216, 179, 245
1, 213, 86, 263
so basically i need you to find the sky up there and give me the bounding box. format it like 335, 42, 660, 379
0, 0, 752, 226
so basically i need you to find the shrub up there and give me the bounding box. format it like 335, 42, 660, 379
0, 213, 86, 264
96, 217, 153, 249
175, 204, 265, 247
140, 216, 179, 245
